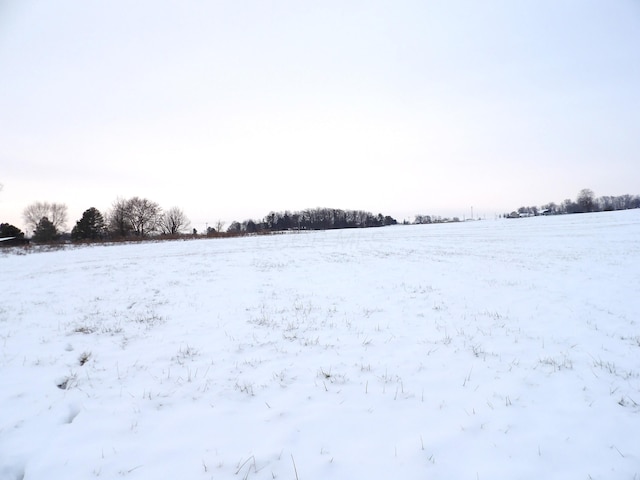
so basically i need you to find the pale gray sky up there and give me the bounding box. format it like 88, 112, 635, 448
2, 0, 639, 231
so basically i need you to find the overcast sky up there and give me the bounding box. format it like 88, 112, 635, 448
1, 0, 639, 232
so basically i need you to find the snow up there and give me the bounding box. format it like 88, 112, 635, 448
1, 210, 640, 479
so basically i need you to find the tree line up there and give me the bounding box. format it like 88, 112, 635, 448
225, 208, 397, 234
1, 198, 398, 245
505, 189, 640, 218
413, 215, 461, 224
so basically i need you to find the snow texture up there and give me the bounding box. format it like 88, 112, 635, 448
1, 210, 639, 479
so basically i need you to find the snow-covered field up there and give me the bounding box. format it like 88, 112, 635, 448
1, 210, 639, 480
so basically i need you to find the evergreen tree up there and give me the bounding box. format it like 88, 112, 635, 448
227, 221, 242, 233
0, 223, 25, 238
32, 217, 58, 243
72, 207, 106, 241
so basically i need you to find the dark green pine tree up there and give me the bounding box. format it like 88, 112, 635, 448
0, 223, 25, 238
32, 217, 58, 243
72, 207, 106, 241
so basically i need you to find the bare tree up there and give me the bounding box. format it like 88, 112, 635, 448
126, 197, 162, 236
577, 188, 596, 213
214, 220, 226, 233
107, 197, 131, 237
23, 201, 68, 233
49, 203, 68, 231
159, 207, 190, 235
23, 203, 49, 233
